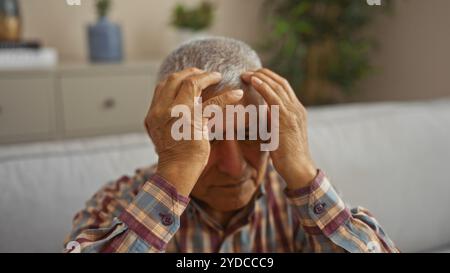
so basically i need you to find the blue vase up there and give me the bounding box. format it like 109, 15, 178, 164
88, 16, 123, 63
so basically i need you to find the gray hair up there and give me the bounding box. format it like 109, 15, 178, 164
158, 36, 262, 91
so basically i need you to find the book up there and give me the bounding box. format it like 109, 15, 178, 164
0, 47, 58, 69
0, 41, 41, 50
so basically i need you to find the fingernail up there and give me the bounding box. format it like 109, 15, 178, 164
252, 77, 263, 85
230, 89, 244, 98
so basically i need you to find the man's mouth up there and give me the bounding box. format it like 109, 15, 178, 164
213, 178, 251, 188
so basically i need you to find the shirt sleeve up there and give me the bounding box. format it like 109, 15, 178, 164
64, 174, 189, 253
284, 170, 399, 253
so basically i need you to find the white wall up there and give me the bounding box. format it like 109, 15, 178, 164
355, 0, 450, 102
20, 0, 265, 62
17, 0, 450, 102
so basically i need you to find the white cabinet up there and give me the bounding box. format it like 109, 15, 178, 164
0, 62, 159, 144
0, 71, 56, 143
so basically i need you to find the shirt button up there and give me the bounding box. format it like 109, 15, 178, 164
367, 241, 381, 253
313, 202, 326, 215
159, 213, 174, 226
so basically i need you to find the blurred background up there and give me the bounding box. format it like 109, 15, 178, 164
10, 0, 450, 103
0, 0, 450, 253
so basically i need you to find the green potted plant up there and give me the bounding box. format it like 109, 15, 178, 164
171, 1, 214, 44
264, 0, 392, 105
88, 0, 123, 62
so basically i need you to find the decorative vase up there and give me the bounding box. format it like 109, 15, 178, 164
88, 16, 123, 63
0, 0, 21, 42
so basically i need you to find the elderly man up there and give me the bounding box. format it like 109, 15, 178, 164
65, 37, 397, 253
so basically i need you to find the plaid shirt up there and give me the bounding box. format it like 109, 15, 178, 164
65, 163, 398, 253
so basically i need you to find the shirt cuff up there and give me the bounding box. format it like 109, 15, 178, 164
284, 170, 351, 236
118, 174, 190, 251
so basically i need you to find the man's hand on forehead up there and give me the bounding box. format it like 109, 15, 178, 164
241, 68, 317, 189
145, 67, 244, 196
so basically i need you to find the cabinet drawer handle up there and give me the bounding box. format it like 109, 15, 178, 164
102, 98, 116, 110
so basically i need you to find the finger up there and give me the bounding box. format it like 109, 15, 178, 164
252, 71, 289, 100
258, 68, 296, 100
145, 82, 165, 135
250, 76, 282, 107
241, 71, 255, 83
145, 80, 167, 125
151, 79, 166, 108
202, 89, 244, 111
186, 71, 222, 96
160, 67, 204, 104
174, 72, 223, 105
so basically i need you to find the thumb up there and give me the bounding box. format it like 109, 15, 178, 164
202, 89, 244, 110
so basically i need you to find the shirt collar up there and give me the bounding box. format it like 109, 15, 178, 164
189, 180, 267, 233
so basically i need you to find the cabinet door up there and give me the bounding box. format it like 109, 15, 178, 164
0, 77, 55, 142
60, 74, 155, 137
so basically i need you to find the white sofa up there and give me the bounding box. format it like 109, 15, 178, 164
1, 99, 449, 253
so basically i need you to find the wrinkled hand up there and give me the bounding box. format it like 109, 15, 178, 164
242, 69, 317, 189
145, 67, 244, 195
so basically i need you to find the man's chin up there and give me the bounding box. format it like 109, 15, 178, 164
205, 193, 254, 212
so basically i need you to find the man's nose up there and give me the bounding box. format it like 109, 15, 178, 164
216, 140, 247, 178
